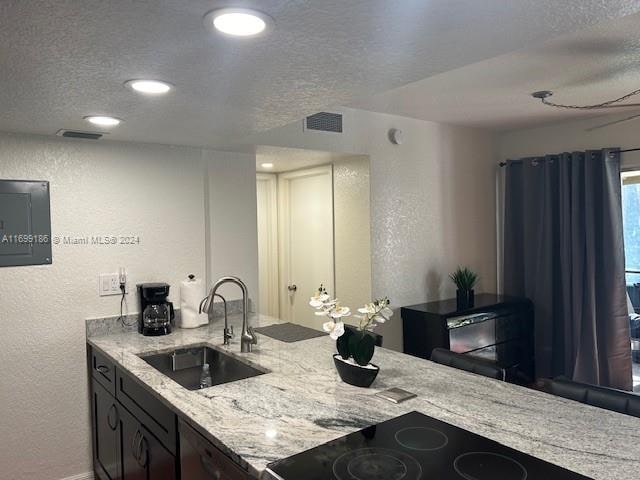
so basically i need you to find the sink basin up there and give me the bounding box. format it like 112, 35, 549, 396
139, 346, 266, 390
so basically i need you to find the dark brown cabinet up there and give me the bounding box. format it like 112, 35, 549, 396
121, 407, 175, 480
89, 344, 255, 479
121, 406, 145, 480
89, 345, 177, 480
92, 379, 122, 480
142, 425, 176, 480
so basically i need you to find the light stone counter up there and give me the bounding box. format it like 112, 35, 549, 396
87, 314, 640, 479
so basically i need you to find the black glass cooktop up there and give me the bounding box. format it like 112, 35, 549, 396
266, 411, 592, 480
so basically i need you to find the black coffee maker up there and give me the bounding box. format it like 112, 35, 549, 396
137, 282, 174, 336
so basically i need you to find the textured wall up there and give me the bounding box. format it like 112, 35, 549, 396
206, 151, 259, 303
0, 132, 257, 480
247, 108, 498, 351
334, 156, 372, 322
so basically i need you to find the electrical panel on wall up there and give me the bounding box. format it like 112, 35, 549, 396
0, 179, 52, 267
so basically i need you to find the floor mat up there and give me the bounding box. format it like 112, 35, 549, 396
254, 322, 326, 343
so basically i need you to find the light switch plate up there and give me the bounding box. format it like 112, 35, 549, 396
99, 273, 126, 296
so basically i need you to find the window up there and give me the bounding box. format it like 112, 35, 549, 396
623, 171, 640, 392
622, 171, 640, 285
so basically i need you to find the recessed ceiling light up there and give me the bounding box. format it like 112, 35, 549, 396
204, 8, 272, 37
84, 116, 121, 127
261, 163, 274, 169
125, 79, 173, 95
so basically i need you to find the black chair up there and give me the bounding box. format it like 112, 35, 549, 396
544, 377, 640, 418
430, 348, 506, 381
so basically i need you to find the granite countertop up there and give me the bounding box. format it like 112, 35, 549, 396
87, 314, 640, 479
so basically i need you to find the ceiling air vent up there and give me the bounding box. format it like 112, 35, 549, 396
304, 112, 343, 133
56, 129, 104, 140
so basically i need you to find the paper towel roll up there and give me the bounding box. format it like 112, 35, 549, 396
179, 275, 208, 329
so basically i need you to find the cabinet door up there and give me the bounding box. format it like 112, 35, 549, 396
120, 407, 146, 480
92, 379, 121, 480
121, 406, 176, 480
139, 425, 176, 480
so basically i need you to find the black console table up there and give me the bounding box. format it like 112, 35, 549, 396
401, 294, 534, 383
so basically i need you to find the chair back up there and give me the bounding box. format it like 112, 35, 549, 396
546, 377, 640, 418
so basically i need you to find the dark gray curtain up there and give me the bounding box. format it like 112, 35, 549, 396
503, 148, 632, 390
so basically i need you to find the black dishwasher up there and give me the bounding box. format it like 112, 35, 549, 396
179, 419, 251, 480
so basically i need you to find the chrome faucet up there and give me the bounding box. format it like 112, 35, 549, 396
199, 292, 233, 345
201, 276, 257, 352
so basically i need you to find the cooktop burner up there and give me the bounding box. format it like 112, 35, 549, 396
395, 427, 449, 451
333, 448, 422, 480
266, 411, 592, 480
453, 452, 528, 480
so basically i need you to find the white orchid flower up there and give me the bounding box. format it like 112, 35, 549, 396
309, 293, 332, 309
309, 286, 391, 343
357, 304, 374, 314
357, 303, 375, 315
309, 298, 323, 308
373, 314, 386, 324
329, 305, 351, 319
323, 320, 345, 340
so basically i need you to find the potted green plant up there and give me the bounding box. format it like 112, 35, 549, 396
450, 266, 478, 310
309, 284, 393, 387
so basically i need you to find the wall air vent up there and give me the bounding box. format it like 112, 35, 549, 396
304, 112, 343, 133
56, 129, 104, 140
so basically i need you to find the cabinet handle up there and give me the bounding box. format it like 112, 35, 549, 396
137, 436, 148, 468
107, 404, 119, 431
136, 432, 144, 465
131, 430, 141, 460
96, 365, 110, 374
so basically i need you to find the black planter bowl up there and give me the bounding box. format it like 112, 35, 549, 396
456, 289, 475, 311
333, 354, 380, 388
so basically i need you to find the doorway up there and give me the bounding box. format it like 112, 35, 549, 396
255, 146, 372, 332
278, 165, 334, 327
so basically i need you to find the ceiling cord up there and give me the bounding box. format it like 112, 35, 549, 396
533, 89, 640, 110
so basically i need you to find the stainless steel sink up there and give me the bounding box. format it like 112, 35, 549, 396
139, 346, 266, 390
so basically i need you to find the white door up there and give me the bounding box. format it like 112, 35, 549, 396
278, 165, 334, 329
256, 173, 279, 317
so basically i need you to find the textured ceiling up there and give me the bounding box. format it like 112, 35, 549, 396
1, 1, 640, 147
355, 11, 640, 131
256, 145, 364, 173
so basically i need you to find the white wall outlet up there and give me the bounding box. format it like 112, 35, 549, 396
99, 273, 127, 296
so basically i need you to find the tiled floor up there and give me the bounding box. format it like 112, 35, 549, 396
633, 361, 640, 392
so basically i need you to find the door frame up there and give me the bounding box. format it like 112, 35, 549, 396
256, 173, 279, 317
277, 165, 335, 321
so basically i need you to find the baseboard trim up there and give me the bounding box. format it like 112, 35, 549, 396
60, 472, 94, 480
